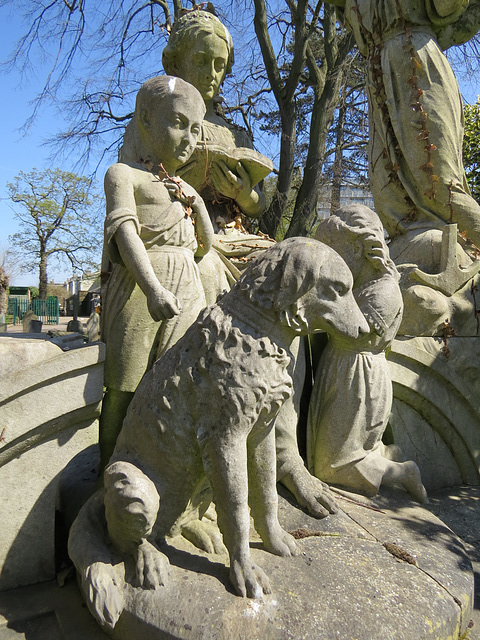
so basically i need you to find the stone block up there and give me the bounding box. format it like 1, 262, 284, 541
0, 337, 105, 590
387, 336, 480, 491
22, 310, 42, 334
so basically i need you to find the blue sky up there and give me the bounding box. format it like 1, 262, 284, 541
1, 5, 478, 287
0, 10, 66, 285
0, 6, 110, 286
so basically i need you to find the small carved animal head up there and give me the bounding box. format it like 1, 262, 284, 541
104, 461, 160, 553
235, 237, 370, 339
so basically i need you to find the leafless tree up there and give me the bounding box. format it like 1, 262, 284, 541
7, 168, 102, 298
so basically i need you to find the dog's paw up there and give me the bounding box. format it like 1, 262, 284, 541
134, 539, 170, 589
264, 527, 299, 557
230, 559, 272, 599
181, 518, 227, 555
84, 562, 123, 630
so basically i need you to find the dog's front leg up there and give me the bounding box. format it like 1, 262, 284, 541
201, 433, 271, 599
248, 425, 298, 558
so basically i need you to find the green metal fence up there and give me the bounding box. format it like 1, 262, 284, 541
8, 297, 60, 325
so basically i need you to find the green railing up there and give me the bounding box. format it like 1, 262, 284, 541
8, 297, 60, 325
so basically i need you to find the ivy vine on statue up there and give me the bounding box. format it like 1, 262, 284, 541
326, 0, 480, 336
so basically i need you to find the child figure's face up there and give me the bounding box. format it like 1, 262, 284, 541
173, 33, 229, 102
141, 89, 205, 172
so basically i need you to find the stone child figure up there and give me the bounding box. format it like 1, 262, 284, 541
119, 10, 270, 304
69, 238, 370, 632
99, 76, 214, 470
307, 205, 428, 503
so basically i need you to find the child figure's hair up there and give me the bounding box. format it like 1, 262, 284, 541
162, 10, 234, 78
316, 204, 398, 279
119, 75, 205, 164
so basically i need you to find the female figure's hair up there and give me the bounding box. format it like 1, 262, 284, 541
162, 9, 234, 79
316, 204, 398, 279
119, 75, 204, 164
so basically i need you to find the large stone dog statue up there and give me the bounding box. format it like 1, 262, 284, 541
68, 237, 369, 631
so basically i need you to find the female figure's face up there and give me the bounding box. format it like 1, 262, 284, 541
173, 33, 229, 102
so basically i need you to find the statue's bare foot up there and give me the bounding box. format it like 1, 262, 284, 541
230, 557, 271, 598
383, 444, 403, 462
382, 459, 429, 504
181, 518, 227, 555
281, 464, 339, 518
401, 461, 429, 504
134, 539, 170, 589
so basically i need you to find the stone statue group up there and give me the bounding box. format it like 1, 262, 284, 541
68, 5, 480, 635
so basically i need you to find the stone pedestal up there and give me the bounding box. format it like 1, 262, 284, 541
387, 336, 480, 491
77, 488, 473, 640
0, 335, 105, 590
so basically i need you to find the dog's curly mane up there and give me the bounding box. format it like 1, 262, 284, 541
166, 305, 293, 433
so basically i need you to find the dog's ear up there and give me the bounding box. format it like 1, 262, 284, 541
280, 301, 309, 334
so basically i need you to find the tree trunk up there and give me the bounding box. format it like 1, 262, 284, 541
39, 248, 48, 299
0, 267, 8, 316
331, 100, 346, 214
286, 18, 354, 238
254, 0, 311, 240
286, 69, 345, 237
259, 103, 296, 238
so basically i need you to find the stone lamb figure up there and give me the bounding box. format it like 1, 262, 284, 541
68, 238, 369, 631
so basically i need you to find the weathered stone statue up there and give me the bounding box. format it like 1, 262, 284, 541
162, 9, 277, 307
164, 9, 337, 520
326, 0, 480, 336
68, 238, 369, 633
161, 10, 267, 231
307, 205, 428, 502
99, 75, 214, 470
119, 9, 275, 306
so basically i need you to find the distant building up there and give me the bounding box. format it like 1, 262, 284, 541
8, 286, 32, 301
65, 271, 101, 295
64, 271, 101, 317
316, 185, 375, 221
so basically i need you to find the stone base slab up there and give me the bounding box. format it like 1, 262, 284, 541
87, 487, 474, 640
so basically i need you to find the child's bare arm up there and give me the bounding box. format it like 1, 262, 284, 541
182, 182, 214, 257
105, 164, 180, 321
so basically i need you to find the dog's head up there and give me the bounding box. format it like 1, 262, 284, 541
235, 238, 369, 339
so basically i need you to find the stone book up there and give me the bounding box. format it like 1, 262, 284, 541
178, 144, 273, 189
